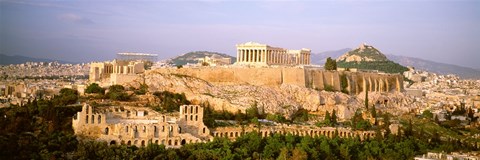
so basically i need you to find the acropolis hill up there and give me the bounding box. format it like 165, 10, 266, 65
89, 42, 411, 120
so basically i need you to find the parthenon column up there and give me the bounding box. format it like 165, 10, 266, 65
256, 50, 260, 62
250, 50, 254, 62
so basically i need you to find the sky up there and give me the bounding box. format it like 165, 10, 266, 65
1, 0, 479, 69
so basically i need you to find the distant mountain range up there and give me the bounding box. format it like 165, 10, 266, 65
167, 51, 235, 66
386, 55, 480, 79
0, 54, 74, 65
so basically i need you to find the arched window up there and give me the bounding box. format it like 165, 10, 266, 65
104, 127, 109, 135
195, 106, 198, 114
184, 106, 187, 113
203, 127, 206, 134
185, 115, 187, 121
195, 115, 198, 121
91, 115, 95, 124
98, 115, 101, 123
85, 115, 88, 124
190, 115, 193, 121
190, 107, 193, 114
126, 126, 129, 132
162, 126, 165, 132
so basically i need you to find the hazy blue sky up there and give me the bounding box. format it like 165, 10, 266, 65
1, 0, 479, 68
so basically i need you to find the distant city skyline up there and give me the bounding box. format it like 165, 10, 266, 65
1, 0, 479, 69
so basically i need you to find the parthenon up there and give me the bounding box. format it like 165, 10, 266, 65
235, 42, 311, 66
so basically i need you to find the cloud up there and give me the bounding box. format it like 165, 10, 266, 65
58, 13, 94, 24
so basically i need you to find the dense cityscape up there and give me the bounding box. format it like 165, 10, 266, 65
1, 1, 479, 160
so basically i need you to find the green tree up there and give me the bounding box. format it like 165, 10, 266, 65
422, 110, 433, 119
85, 83, 105, 94
106, 85, 130, 101
324, 111, 332, 126
331, 110, 337, 126
324, 57, 337, 70
55, 88, 79, 105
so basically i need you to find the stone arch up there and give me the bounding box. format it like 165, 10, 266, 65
104, 127, 109, 135
220, 132, 223, 137
141, 140, 145, 147
235, 132, 238, 137
155, 140, 158, 144
127, 140, 131, 146
110, 140, 116, 145
230, 132, 234, 137
181, 139, 186, 145
168, 140, 172, 145
174, 140, 178, 146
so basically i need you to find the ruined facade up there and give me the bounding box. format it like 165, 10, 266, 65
89, 60, 144, 86
236, 42, 311, 66
72, 104, 212, 148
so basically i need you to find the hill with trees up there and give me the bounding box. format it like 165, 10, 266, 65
336, 44, 408, 74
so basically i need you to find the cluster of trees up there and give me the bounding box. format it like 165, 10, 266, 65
337, 61, 408, 74
152, 91, 190, 112
106, 85, 130, 101
23, 129, 474, 160
0, 89, 82, 159
85, 83, 135, 101
316, 110, 337, 127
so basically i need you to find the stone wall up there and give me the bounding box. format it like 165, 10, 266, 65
148, 67, 403, 94
211, 125, 376, 141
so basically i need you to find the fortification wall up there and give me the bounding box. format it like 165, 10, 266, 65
148, 67, 404, 94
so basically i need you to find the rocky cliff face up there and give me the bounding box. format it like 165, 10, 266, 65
337, 43, 388, 62
143, 71, 420, 120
